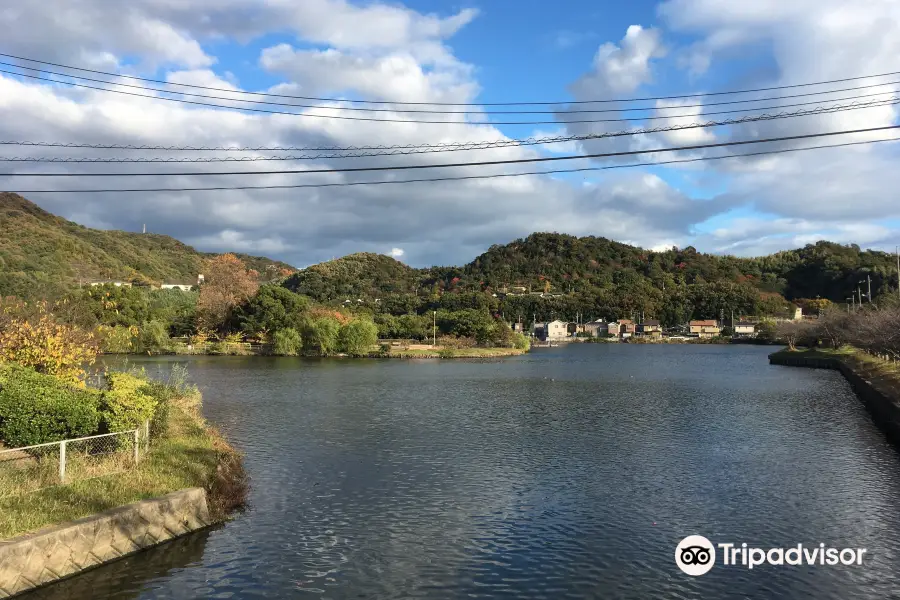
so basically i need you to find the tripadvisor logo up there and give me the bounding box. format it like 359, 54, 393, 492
675, 535, 867, 576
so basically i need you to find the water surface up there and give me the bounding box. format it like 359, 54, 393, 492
26, 344, 900, 599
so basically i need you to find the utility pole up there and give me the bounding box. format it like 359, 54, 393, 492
857, 285, 863, 309
897, 246, 900, 299
860, 276, 872, 304
846, 297, 852, 314
433, 311, 436, 347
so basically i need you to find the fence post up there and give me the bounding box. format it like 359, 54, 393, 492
59, 440, 67, 483
134, 428, 140, 465
144, 420, 150, 449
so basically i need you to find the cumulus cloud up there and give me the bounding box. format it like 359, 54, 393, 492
0, 0, 896, 270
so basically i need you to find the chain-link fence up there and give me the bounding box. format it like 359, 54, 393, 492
0, 422, 149, 497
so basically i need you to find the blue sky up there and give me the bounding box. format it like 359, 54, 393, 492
0, 0, 899, 267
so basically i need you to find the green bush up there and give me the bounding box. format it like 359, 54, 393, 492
272, 328, 301, 356
512, 333, 531, 350
338, 319, 379, 356
140, 320, 172, 354
100, 372, 157, 433
0, 363, 101, 447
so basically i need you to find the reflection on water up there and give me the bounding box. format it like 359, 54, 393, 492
20, 528, 216, 600
33, 345, 900, 598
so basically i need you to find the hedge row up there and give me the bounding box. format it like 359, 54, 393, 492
0, 363, 162, 448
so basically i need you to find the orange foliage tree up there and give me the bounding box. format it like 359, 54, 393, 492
197, 254, 260, 332
0, 299, 99, 385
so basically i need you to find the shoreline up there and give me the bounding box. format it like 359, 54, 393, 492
769, 348, 900, 445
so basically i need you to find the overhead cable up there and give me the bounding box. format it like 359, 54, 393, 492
0, 96, 897, 163
3, 50, 900, 106
6, 136, 898, 193
2, 59, 899, 115
2, 67, 899, 125
3, 124, 898, 177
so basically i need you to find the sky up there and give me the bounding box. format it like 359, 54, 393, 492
0, 0, 899, 268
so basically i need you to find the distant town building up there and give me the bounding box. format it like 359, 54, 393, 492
535, 320, 569, 341
618, 319, 636, 338
690, 320, 722, 338
88, 280, 131, 288
638, 320, 662, 337
582, 319, 608, 337
161, 283, 194, 291
734, 322, 756, 337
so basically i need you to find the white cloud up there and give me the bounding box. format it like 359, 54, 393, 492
0, 0, 896, 270
389, 248, 405, 258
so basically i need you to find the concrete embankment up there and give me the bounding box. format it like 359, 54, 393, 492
770, 352, 900, 444
0, 488, 215, 598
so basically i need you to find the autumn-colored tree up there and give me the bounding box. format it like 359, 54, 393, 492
0, 300, 99, 385
197, 254, 259, 332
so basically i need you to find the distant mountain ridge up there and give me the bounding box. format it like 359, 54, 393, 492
3, 193, 898, 312
0, 193, 294, 299
286, 232, 900, 308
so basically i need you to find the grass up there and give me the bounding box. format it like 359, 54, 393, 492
0, 390, 247, 540
769, 346, 855, 360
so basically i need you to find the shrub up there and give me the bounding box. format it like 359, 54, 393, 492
0, 363, 101, 447
272, 328, 301, 356
97, 325, 139, 354
100, 372, 157, 433
512, 333, 531, 350
0, 300, 99, 385
140, 320, 172, 354
338, 318, 378, 356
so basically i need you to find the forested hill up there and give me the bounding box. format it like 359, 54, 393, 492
0, 193, 294, 299
285, 232, 900, 323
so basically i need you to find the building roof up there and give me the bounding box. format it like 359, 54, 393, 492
690, 320, 718, 326
618, 319, 634, 324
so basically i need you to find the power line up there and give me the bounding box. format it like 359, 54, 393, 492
0, 91, 894, 153
3, 123, 898, 177
3, 66, 899, 125
2, 97, 896, 163
3, 50, 900, 107
3, 59, 899, 115
6, 135, 898, 193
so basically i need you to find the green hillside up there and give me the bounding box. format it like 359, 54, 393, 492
284, 232, 900, 324
0, 193, 293, 299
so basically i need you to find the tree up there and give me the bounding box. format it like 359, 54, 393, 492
197, 254, 259, 332
0, 300, 99, 385
233, 285, 309, 336
776, 320, 816, 351
338, 318, 379, 356
272, 328, 302, 356
303, 316, 341, 356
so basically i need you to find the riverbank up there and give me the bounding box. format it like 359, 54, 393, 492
103, 342, 529, 359
378, 347, 527, 359
0, 386, 247, 541
769, 347, 900, 444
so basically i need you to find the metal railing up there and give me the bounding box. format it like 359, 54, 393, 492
0, 421, 150, 497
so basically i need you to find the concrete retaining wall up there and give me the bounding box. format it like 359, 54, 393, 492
770, 353, 900, 445
0, 487, 212, 598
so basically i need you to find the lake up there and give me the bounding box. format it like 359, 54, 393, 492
24, 344, 900, 599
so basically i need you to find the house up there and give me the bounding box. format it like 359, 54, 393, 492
792, 306, 803, 321
607, 321, 621, 337
535, 320, 569, 341
618, 319, 636, 338
88, 280, 131, 287
690, 320, 722, 338
582, 319, 609, 337
734, 322, 756, 337
161, 283, 195, 291
638, 320, 662, 337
